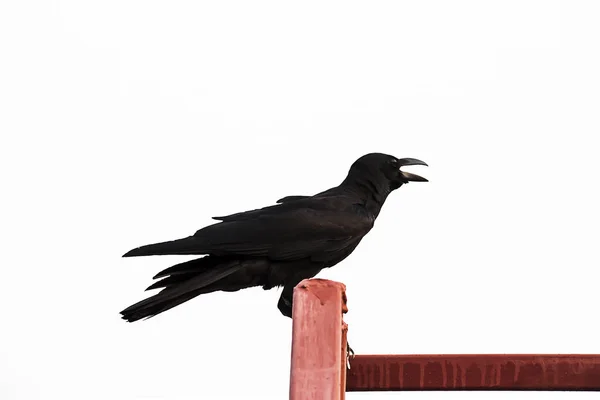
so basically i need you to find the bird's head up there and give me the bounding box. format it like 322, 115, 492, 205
347, 153, 428, 193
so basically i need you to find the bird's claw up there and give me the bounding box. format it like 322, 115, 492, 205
346, 342, 355, 369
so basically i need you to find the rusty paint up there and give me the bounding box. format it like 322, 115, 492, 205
346, 354, 600, 391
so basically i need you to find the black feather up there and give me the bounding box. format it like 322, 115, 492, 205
120, 260, 243, 322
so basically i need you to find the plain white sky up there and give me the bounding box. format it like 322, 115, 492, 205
1, 0, 599, 399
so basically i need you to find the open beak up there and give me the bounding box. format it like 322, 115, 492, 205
397, 158, 428, 182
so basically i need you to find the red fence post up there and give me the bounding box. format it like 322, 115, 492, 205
289, 279, 347, 400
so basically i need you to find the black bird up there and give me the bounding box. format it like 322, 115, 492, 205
120, 153, 427, 323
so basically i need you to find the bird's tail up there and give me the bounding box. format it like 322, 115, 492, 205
120, 256, 243, 322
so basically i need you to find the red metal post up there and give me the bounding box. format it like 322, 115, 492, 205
289, 279, 347, 400
346, 354, 600, 391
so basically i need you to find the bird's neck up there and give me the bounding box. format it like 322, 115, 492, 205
340, 176, 390, 218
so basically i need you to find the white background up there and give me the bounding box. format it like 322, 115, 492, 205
1, 1, 599, 399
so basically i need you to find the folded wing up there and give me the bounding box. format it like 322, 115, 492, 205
123, 199, 373, 262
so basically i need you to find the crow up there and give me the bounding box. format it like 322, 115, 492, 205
120, 153, 427, 324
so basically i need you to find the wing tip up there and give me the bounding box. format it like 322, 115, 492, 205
277, 195, 309, 203
121, 237, 204, 258
122, 247, 143, 257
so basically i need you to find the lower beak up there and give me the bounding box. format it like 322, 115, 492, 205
397, 158, 428, 182
401, 171, 428, 182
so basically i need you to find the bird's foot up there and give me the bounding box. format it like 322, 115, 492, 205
346, 342, 355, 369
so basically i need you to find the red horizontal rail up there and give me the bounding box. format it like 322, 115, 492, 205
346, 354, 600, 391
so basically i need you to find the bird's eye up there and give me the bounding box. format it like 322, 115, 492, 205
390, 159, 399, 168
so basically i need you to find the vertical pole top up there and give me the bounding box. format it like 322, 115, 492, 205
289, 279, 347, 400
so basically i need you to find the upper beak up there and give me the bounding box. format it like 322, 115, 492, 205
397, 158, 428, 182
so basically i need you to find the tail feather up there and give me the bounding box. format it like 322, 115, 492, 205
145, 275, 186, 291
120, 258, 243, 322
120, 288, 209, 323
145, 256, 233, 291
152, 256, 231, 279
